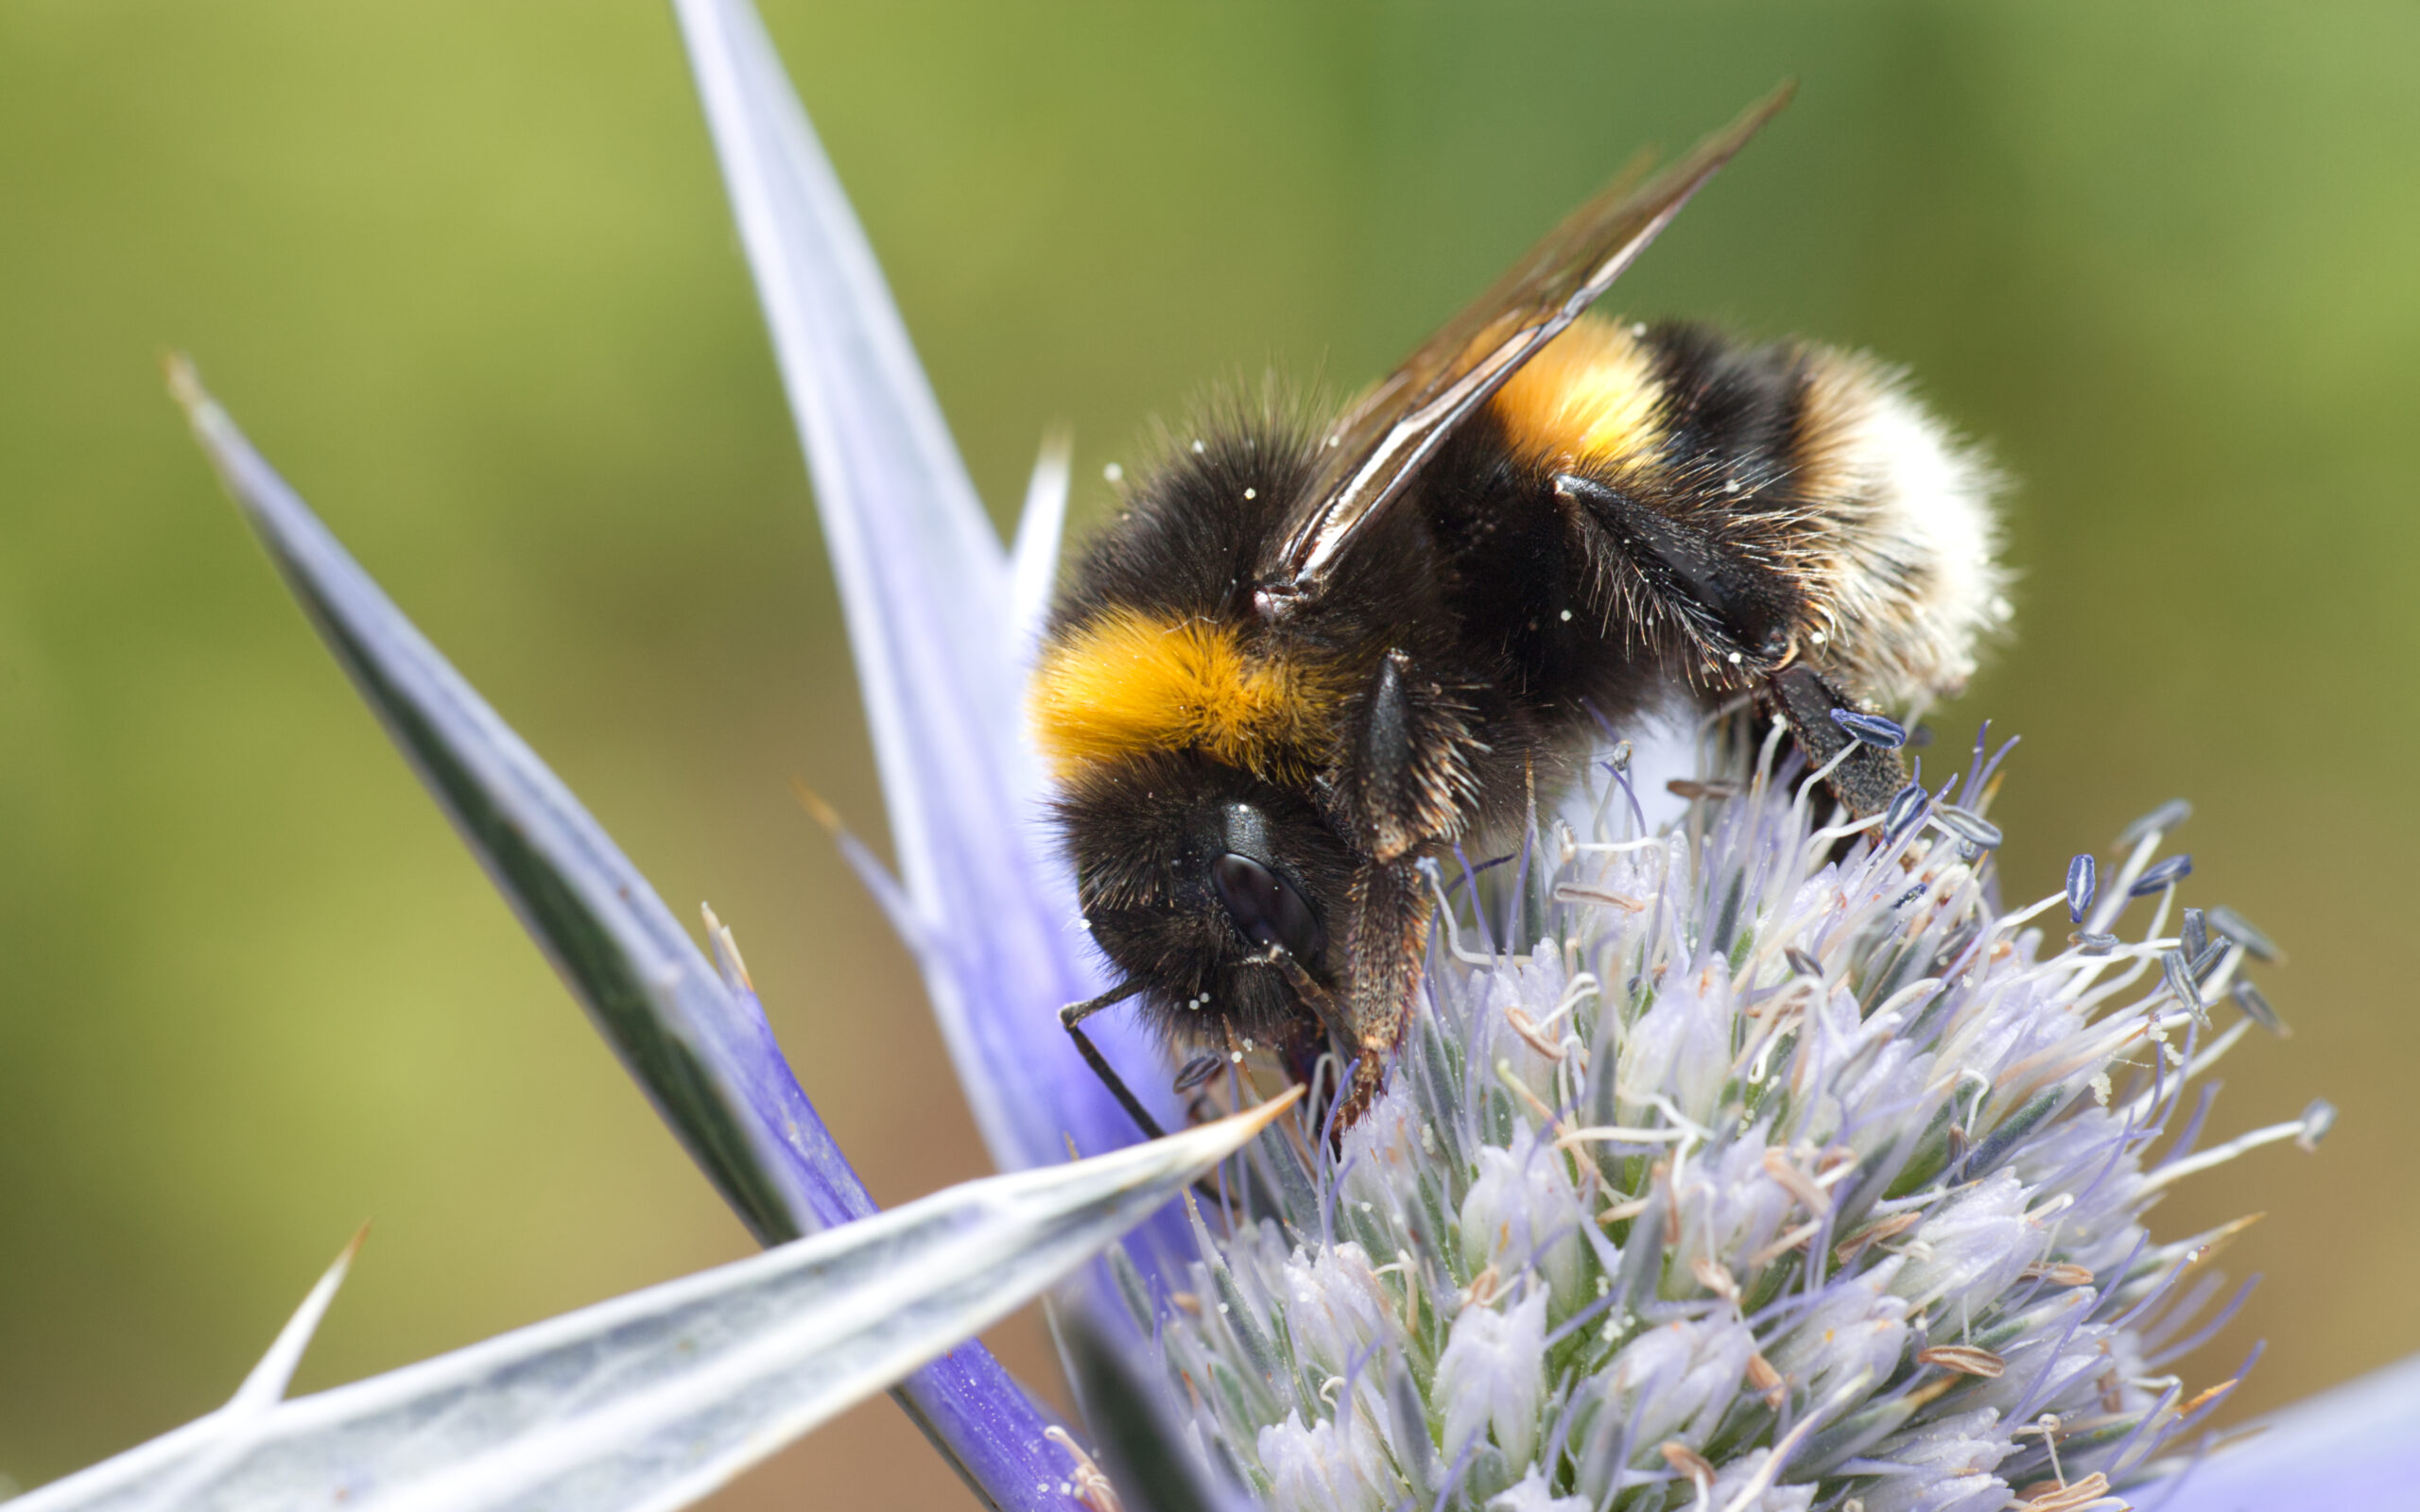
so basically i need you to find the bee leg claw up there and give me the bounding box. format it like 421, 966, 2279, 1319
1334, 1053, 1388, 1134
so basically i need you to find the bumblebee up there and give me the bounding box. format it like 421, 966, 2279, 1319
1033, 86, 2007, 1128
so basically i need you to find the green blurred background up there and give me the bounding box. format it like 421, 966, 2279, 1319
2, 0, 2412, 1503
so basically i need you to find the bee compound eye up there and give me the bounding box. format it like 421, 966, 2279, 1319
1211, 851, 1321, 960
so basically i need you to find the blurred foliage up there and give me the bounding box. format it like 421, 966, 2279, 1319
0, 1, 2412, 1505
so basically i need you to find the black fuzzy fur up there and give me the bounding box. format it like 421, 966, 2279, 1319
1047, 329, 1910, 1061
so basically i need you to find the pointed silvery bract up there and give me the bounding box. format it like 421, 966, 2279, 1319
666, 0, 1179, 1174
172, 365, 1076, 1512
1009, 431, 1075, 666
11, 1099, 1292, 1512
172, 363, 849, 1242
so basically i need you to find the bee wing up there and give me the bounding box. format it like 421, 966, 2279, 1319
1258, 82, 1793, 605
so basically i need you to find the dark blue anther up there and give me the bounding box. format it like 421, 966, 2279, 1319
1829, 708, 1908, 748
2118, 799, 2193, 849
1894, 885, 1927, 908
2161, 951, 2204, 1018
2207, 904, 2281, 963
2231, 979, 2288, 1036
2065, 854, 2097, 923
2129, 854, 2193, 897
2181, 906, 2208, 964
2073, 932, 2118, 954
1883, 782, 1927, 840
1934, 804, 2004, 849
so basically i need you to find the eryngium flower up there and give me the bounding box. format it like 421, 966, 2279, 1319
1128, 727, 2327, 1512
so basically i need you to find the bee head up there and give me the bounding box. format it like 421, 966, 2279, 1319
1051, 749, 1356, 1052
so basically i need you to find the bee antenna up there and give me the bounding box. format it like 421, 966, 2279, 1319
1059, 982, 1168, 1143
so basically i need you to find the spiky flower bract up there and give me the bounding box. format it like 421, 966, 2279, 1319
1129, 721, 2325, 1512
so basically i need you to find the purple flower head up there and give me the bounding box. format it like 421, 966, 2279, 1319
1123, 729, 2342, 1510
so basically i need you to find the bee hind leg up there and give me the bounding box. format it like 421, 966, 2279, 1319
1764, 664, 1908, 817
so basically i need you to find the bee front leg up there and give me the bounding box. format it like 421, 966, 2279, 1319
1259, 942, 1355, 1051
1335, 853, 1434, 1128
1059, 980, 1168, 1142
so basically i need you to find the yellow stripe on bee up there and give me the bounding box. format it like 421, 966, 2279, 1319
1030, 609, 1335, 778
1490, 315, 1664, 468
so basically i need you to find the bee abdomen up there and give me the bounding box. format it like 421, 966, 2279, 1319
1486, 316, 2009, 710
1786, 347, 2010, 706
